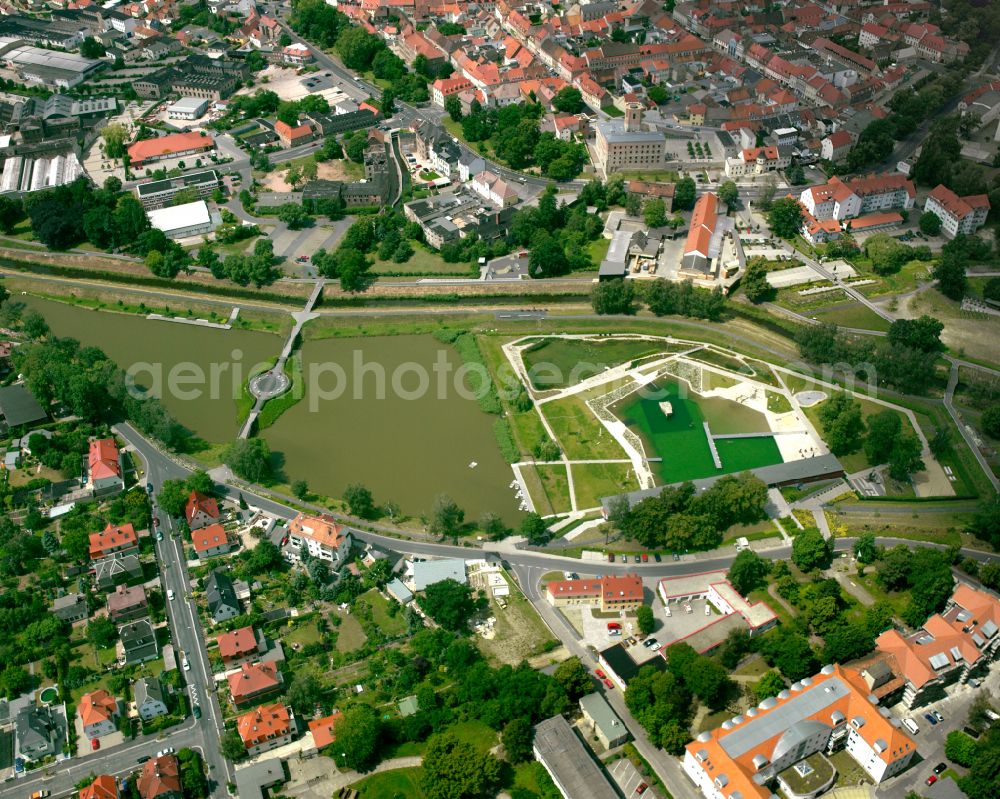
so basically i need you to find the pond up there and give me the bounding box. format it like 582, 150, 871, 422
23, 297, 280, 442
262, 335, 519, 522
616, 381, 783, 484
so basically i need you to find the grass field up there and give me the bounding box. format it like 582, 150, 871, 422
827, 502, 966, 546
570, 462, 637, 509
476, 573, 558, 666
520, 463, 556, 516
284, 619, 323, 647
371, 242, 471, 275
587, 237, 611, 265
534, 464, 572, 514
541, 393, 628, 460
353, 767, 427, 799
810, 303, 892, 332
360, 589, 408, 637
335, 613, 368, 652
508, 409, 549, 458
521, 337, 664, 390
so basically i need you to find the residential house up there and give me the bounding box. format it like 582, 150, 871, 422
15, 704, 62, 761
206, 569, 241, 623
724, 146, 791, 178
457, 151, 486, 182
92, 554, 143, 589
89, 523, 139, 560
79, 689, 120, 739
88, 437, 123, 494
800, 174, 916, 221
107, 584, 148, 622
134, 677, 169, 721
237, 704, 297, 756
923, 185, 991, 238
469, 170, 520, 208
683, 664, 917, 799
875, 583, 1000, 709
307, 712, 342, 751
50, 592, 88, 622
192, 522, 232, 559
80, 775, 119, 799
545, 574, 644, 613
119, 619, 159, 665
282, 43, 312, 66
217, 625, 265, 666
286, 513, 352, 566
138, 755, 182, 799
414, 120, 461, 178
185, 490, 220, 530
228, 661, 283, 708
625, 180, 675, 211
821, 130, 853, 162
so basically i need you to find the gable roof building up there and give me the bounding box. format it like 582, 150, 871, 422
138, 755, 182, 799
80, 775, 119, 799
0, 384, 47, 428
218, 626, 264, 664
134, 676, 169, 721
286, 513, 352, 565
533, 715, 619, 799
128, 131, 214, 167
546, 573, 644, 613
51, 592, 88, 622
923, 184, 991, 238
92, 553, 142, 589
185, 491, 220, 530
87, 438, 123, 493
79, 689, 120, 738
192, 522, 231, 559
228, 661, 283, 707
89, 523, 139, 560
206, 569, 241, 623
119, 619, 159, 665
15, 704, 63, 761
875, 582, 999, 708
107, 584, 148, 622
307, 712, 343, 750
683, 664, 917, 799
237, 704, 296, 756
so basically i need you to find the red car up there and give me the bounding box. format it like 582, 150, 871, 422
641, 553, 649, 562
607, 622, 622, 631
636, 784, 648, 795
926, 776, 938, 787
603, 678, 614, 690
91, 738, 100, 751
595, 668, 607, 679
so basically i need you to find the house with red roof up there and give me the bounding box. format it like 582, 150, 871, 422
307, 712, 343, 751
78, 689, 121, 739
192, 523, 232, 559
800, 174, 915, 221
683, 664, 917, 799
185, 490, 220, 531
287, 513, 352, 566
80, 775, 119, 799
128, 132, 214, 168
89, 523, 139, 561
88, 438, 123, 494
237, 704, 296, 756
137, 755, 182, 799
875, 583, 1000, 708
217, 626, 265, 666
274, 120, 314, 148
228, 661, 283, 707
923, 185, 990, 238
546, 573, 644, 613
821, 130, 853, 162
724, 145, 790, 178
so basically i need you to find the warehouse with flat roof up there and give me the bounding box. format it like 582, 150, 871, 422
0, 38, 103, 88
166, 97, 210, 120
147, 199, 214, 239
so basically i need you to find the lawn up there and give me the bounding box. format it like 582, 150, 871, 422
284, 619, 322, 647
521, 337, 665, 390
587, 237, 611, 265
359, 588, 408, 637
508, 408, 549, 458
353, 767, 427, 799
810, 303, 892, 332
447, 719, 499, 751
534, 464, 572, 515
570, 462, 638, 509
371, 242, 471, 275
826, 501, 965, 546
541, 393, 628, 460
520, 463, 556, 517
335, 612, 368, 653
732, 655, 771, 679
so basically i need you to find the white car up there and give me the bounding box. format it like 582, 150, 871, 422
182, 658, 190, 671
167, 589, 175, 601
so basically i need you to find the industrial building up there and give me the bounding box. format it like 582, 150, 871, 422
166, 97, 210, 120
0, 141, 83, 194
0, 37, 103, 89
147, 200, 215, 239
532, 715, 619, 799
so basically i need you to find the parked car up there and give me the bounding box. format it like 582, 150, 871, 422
672, 553, 680, 561
91, 739, 100, 751
167, 589, 175, 601
643, 638, 659, 649
932, 710, 944, 722
30, 791, 51, 799
636, 784, 648, 795
137, 756, 151, 764
14, 758, 24, 774
608, 553, 615, 562
146, 483, 154, 493
156, 531, 164, 541
595, 668, 607, 679
603, 678, 614, 689
923, 713, 938, 726
926, 776, 938, 786
641, 554, 649, 562
607, 622, 622, 631
933, 763, 947, 775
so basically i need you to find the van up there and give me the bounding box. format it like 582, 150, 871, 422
903, 718, 920, 735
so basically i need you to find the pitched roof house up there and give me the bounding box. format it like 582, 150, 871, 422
92, 553, 143, 589
79, 689, 120, 739
217, 625, 264, 665
15, 704, 62, 761
107, 583, 148, 622
287, 513, 352, 566
80, 775, 119, 799
89, 523, 139, 560
88, 438, 123, 494
138, 755, 182, 799
206, 569, 241, 623
192, 522, 231, 559
307, 712, 343, 750
185, 490, 220, 530
119, 619, 159, 665
134, 676, 169, 721
237, 704, 296, 756
228, 661, 283, 707
51, 592, 88, 622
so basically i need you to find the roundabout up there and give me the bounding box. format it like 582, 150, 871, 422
249, 369, 291, 402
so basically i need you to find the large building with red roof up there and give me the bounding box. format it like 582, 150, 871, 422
228, 661, 283, 708
237, 704, 296, 756
800, 174, 915, 222
128, 132, 214, 168
137, 755, 182, 799
875, 583, 1000, 708
683, 664, 918, 799
923, 185, 990, 238
545, 573, 644, 613
185, 490, 220, 530
89, 523, 139, 561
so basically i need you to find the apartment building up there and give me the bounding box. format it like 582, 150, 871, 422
723, 146, 790, 178
286, 513, 353, 566
875, 583, 1000, 709
683, 664, 917, 799
135, 170, 220, 210
545, 573, 644, 613
237, 704, 296, 756
923, 184, 990, 238
800, 174, 915, 221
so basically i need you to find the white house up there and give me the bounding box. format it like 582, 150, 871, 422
923, 184, 990, 238
286, 513, 352, 566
